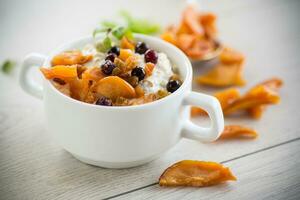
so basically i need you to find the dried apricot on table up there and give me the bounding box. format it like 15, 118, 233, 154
40, 65, 78, 81
51, 51, 93, 66
95, 76, 136, 100
196, 63, 246, 87
247, 78, 283, 119
159, 160, 236, 187
219, 47, 245, 65
224, 81, 281, 115
220, 125, 257, 139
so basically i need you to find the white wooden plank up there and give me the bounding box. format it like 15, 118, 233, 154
113, 139, 300, 200
1, 0, 300, 199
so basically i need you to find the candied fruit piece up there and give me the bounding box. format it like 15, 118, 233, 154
159, 160, 236, 187
40, 65, 78, 81
197, 63, 246, 87
220, 125, 257, 139
120, 37, 135, 51
51, 51, 93, 66
95, 76, 136, 100
119, 49, 134, 61
219, 47, 245, 65
144, 62, 155, 77
224, 85, 280, 115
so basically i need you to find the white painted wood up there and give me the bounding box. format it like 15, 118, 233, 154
1, 0, 300, 199
114, 140, 300, 200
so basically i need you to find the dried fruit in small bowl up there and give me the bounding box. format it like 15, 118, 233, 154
159, 160, 236, 187
161, 6, 220, 61
40, 33, 183, 107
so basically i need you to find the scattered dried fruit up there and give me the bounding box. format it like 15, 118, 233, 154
51, 51, 93, 66
159, 160, 236, 187
120, 36, 135, 51
220, 125, 257, 139
219, 47, 245, 65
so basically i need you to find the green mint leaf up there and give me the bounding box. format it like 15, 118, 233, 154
101, 21, 118, 29
112, 26, 126, 40
1, 60, 16, 74
95, 36, 112, 52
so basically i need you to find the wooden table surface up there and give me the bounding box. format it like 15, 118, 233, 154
1, 0, 300, 199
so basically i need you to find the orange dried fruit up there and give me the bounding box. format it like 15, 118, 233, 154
40, 65, 78, 81
144, 62, 155, 77
220, 125, 257, 139
182, 6, 203, 35
176, 34, 195, 51
95, 76, 136, 100
159, 160, 236, 187
51, 51, 93, 66
191, 88, 240, 117
219, 47, 245, 65
224, 85, 280, 115
160, 31, 177, 45
119, 49, 134, 61
247, 78, 283, 119
124, 55, 138, 71
196, 63, 246, 87
120, 37, 135, 51
199, 12, 217, 38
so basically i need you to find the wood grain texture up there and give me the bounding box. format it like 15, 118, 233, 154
1, 0, 300, 199
113, 139, 300, 200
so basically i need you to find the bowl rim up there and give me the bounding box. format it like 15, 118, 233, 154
43, 33, 193, 110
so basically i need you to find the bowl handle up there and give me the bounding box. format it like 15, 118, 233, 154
181, 91, 224, 142
19, 53, 46, 99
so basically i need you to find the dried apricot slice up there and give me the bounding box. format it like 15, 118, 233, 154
120, 37, 135, 51
220, 125, 257, 139
144, 62, 155, 77
119, 49, 134, 61
159, 160, 236, 187
219, 47, 245, 65
182, 6, 203, 35
247, 78, 283, 119
224, 85, 280, 115
51, 51, 93, 66
40, 65, 78, 81
197, 63, 246, 87
95, 76, 136, 100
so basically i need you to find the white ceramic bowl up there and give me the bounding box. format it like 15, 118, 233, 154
20, 34, 224, 168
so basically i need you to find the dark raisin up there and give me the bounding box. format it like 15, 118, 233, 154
105, 53, 116, 62
144, 49, 158, 64
101, 60, 116, 75
108, 46, 120, 56
166, 79, 181, 93
135, 42, 149, 54
95, 96, 113, 106
131, 67, 145, 81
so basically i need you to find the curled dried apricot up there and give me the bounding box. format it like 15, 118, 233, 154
159, 160, 236, 187
95, 76, 136, 100
224, 85, 280, 115
197, 63, 246, 87
40, 65, 78, 81
219, 47, 245, 65
220, 125, 257, 139
51, 51, 93, 66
